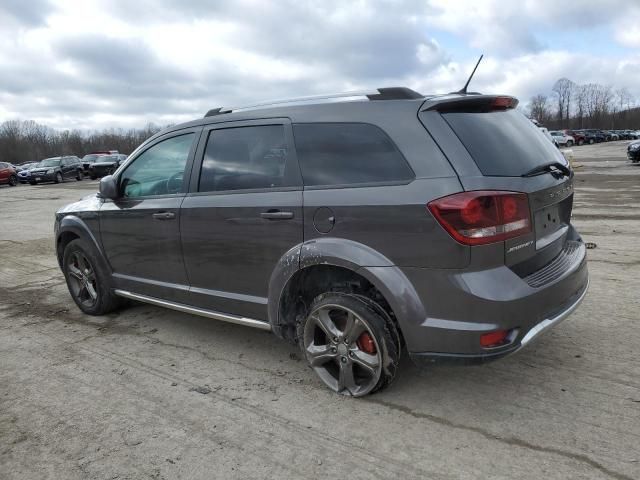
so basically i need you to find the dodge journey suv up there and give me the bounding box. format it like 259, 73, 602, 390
55, 87, 589, 396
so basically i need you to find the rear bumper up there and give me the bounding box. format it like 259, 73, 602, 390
410, 276, 588, 366
397, 235, 589, 365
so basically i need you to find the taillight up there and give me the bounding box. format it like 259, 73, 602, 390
427, 191, 531, 246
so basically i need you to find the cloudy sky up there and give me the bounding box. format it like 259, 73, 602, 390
1, 0, 639, 130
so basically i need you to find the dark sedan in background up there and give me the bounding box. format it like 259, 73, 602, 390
16, 162, 39, 183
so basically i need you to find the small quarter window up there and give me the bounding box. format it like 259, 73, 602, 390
293, 123, 413, 187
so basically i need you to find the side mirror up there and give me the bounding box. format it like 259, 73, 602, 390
99, 175, 119, 199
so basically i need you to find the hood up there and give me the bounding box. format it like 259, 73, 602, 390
91, 161, 118, 167
56, 193, 102, 215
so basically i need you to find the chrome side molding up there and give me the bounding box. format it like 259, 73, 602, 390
114, 289, 271, 331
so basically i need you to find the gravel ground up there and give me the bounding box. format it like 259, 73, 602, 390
1, 141, 639, 480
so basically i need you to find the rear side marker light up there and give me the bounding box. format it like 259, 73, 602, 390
480, 329, 510, 348
428, 191, 531, 246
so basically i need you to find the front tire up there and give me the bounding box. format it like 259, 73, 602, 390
566, 140, 573, 147
62, 238, 121, 315
8, 175, 17, 186
589, 138, 595, 144
298, 293, 400, 397
55, 172, 63, 183
76, 170, 83, 181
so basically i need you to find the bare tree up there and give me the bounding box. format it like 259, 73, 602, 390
552, 78, 575, 126
529, 94, 553, 124
0, 120, 163, 165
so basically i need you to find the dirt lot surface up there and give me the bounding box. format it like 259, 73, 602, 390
1, 142, 639, 480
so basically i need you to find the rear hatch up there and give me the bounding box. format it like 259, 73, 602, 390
419, 95, 575, 276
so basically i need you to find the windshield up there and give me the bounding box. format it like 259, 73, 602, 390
38, 158, 61, 167
442, 109, 567, 177
82, 154, 104, 163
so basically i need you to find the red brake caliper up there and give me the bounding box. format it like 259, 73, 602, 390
356, 332, 377, 355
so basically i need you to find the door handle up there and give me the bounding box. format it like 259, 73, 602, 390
260, 210, 294, 220
152, 211, 176, 220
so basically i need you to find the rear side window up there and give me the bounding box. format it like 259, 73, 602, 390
199, 125, 293, 192
293, 123, 414, 187
442, 109, 567, 177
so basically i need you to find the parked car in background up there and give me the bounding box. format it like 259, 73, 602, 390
0, 162, 18, 187
81, 153, 109, 173
628, 140, 640, 163
538, 126, 558, 147
29, 156, 84, 184
614, 130, 627, 139
562, 130, 585, 146
550, 131, 575, 147
55, 89, 588, 396
602, 130, 619, 141
16, 162, 39, 183
580, 129, 605, 143
625, 130, 639, 140
88, 154, 127, 179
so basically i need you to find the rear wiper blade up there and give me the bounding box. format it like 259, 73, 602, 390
522, 161, 571, 178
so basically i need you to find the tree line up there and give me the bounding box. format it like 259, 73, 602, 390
0, 120, 164, 165
528, 78, 639, 130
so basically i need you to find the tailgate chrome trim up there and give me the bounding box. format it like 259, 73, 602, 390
114, 289, 271, 331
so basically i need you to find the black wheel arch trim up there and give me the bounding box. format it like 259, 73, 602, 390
267, 237, 426, 342
56, 215, 108, 271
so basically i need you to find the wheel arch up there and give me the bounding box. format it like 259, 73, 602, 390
268, 238, 426, 344
56, 215, 106, 269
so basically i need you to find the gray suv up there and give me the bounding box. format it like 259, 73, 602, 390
55, 88, 589, 396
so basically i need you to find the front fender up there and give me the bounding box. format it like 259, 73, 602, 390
56, 214, 105, 267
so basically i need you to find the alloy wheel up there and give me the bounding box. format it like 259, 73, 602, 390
303, 303, 382, 396
66, 251, 99, 308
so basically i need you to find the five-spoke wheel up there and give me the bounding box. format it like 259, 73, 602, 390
66, 251, 99, 308
300, 294, 400, 397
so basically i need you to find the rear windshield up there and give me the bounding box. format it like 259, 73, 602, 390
442, 109, 566, 177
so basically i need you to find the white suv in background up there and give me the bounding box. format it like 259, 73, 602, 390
550, 131, 575, 147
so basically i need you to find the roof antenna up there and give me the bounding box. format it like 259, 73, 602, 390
456, 54, 483, 94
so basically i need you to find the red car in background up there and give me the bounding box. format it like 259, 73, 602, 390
0, 162, 18, 187
562, 129, 585, 146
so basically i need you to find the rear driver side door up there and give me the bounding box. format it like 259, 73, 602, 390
181, 119, 303, 320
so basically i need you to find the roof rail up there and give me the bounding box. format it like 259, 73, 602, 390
204, 86, 423, 117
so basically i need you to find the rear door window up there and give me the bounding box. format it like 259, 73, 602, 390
198, 125, 295, 192
293, 123, 414, 187
442, 109, 566, 177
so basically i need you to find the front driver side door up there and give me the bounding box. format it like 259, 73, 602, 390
99, 129, 200, 303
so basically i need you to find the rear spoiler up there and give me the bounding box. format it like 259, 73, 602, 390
421, 95, 518, 113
